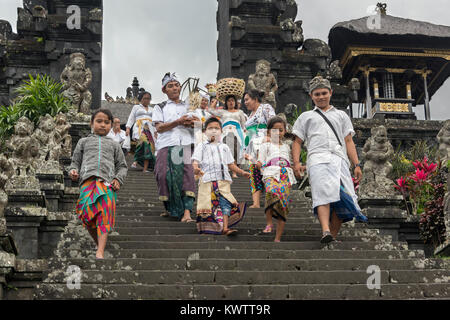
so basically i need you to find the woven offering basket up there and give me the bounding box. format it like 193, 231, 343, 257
216, 78, 245, 103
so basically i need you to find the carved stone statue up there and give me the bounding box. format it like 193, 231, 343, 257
280, 18, 304, 44
32, 114, 61, 165
5, 117, 40, 190
60, 52, 92, 114
437, 119, 450, 164
247, 59, 278, 109
359, 125, 397, 199
0, 155, 14, 219
54, 113, 72, 158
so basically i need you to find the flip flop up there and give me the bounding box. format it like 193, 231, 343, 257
223, 229, 237, 236
262, 225, 273, 233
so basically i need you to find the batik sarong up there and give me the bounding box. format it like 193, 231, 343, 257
196, 181, 247, 234
76, 177, 117, 236
264, 167, 291, 221
134, 128, 155, 168
155, 146, 195, 219
249, 164, 264, 194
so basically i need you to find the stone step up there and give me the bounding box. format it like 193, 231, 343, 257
48, 257, 443, 272
106, 234, 387, 243
57, 240, 410, 251
55, 248, 426, 260
113, 221, 370, 229
34, 283, 450, 300
42, 269, 449, 286
114, 215, 321, 223
111, 227, 380, 237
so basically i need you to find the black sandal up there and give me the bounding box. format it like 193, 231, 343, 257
320, 231, 333, 244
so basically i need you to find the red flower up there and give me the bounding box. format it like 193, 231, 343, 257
412, 160, 423, 170
423, 161, 437, 174
394, 176, 407, 193
411, 169, 428, 183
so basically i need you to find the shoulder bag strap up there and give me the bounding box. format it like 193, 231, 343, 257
314, 109, 342, 146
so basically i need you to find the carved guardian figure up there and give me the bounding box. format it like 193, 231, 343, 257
60, 52, 93, 114
247, 59, 278, 109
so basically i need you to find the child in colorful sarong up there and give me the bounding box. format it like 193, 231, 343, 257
256, 116, 297, 242
192, 117, 251, 235
68, 109, 128, 259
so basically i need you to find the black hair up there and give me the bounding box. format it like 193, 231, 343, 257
91, 109, 114, 123
139, 91, 152, 101
244, 89, 265, 103
224, 95, 237, 110
267, 116, 287, 131
204, 117, 222, 130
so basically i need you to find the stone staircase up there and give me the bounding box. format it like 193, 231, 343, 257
34, 156, 450, 300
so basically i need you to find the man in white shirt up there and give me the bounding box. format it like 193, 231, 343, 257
152, 73, 199, 222
292, 76, 367, 244
107, 117, 130, 156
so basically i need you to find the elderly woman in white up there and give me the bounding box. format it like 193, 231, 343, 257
125, 91, 156, 172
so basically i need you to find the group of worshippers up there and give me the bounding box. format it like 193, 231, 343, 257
121, 72, 367, 242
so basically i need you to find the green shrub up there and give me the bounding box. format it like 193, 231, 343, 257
0, 74, 70, 150
13, 74, 70, 124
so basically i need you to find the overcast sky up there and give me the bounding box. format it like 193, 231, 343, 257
1, 0, 449, 120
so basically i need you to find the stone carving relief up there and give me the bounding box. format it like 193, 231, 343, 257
247, 59, 278, 109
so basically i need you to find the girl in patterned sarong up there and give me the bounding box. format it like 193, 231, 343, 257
69, 109, 128, 259
256, 116, 296, 242
192, 117, 251, 235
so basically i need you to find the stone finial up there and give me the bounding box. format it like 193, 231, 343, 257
437, 120, 450, 164
358, 125, 397, 199
60, 52, 92, 115
247, 59, 278, 109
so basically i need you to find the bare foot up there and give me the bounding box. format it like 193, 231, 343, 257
249, 204, 260, 208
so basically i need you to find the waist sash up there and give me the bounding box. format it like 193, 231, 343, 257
263, 157, 291, 168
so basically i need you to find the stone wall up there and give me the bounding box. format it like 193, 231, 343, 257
0, 0, 103, 109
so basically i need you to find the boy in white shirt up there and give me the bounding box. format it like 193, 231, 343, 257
192, 117, 251, 235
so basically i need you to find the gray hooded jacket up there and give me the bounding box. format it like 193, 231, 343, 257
69, 134, 128, 186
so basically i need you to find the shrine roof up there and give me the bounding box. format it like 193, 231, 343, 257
329, 14, 450, 60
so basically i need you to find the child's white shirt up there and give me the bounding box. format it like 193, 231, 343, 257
192, 141, 235, 183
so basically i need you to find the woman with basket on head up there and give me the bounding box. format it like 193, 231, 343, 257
209, 78, 248, 178
244, 89, 276, 208
125, 91, 156, 172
